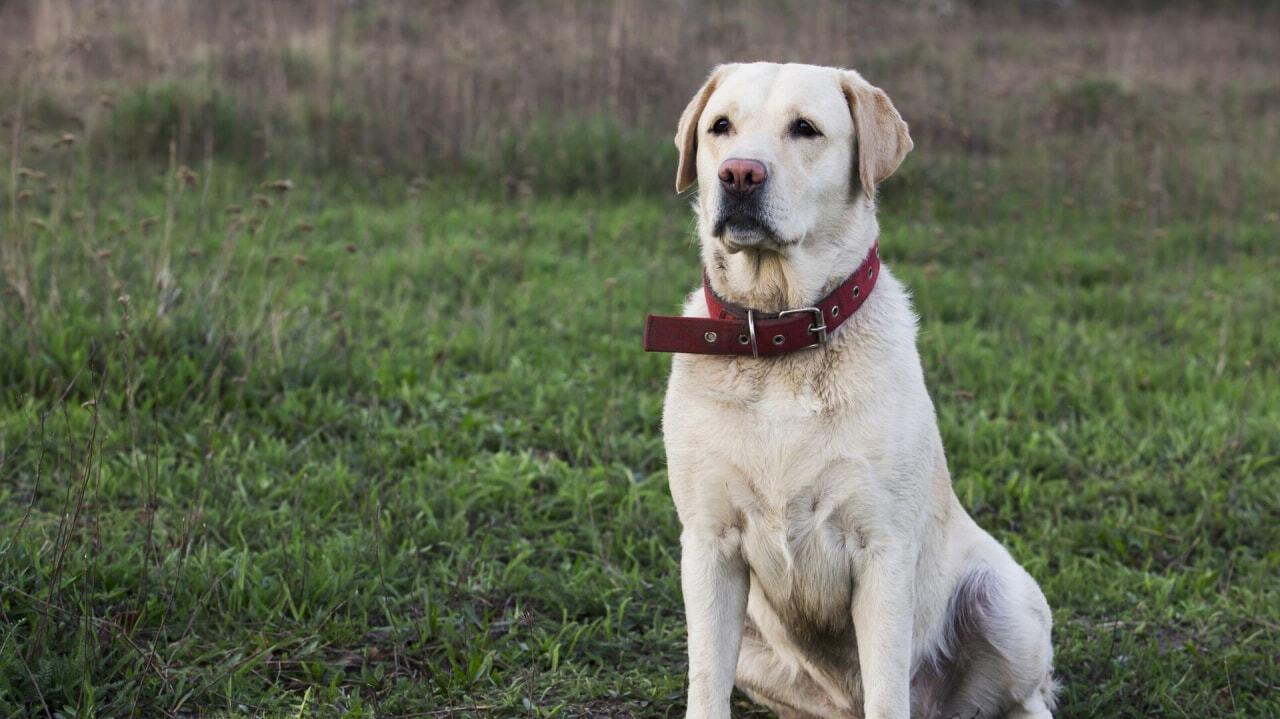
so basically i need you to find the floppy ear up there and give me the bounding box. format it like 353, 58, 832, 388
674, 65, 731, 193
841, 72, 913, 200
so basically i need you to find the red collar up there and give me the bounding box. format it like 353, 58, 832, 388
644, 243, 880, 357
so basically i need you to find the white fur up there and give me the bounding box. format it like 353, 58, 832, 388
662, 63, 1055, 719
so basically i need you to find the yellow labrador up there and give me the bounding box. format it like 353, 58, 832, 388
651, 63, 1056, 719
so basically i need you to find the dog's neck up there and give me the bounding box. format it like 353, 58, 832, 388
700, 203, 881, 314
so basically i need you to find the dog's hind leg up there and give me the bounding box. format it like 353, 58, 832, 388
1006, 683, 1055, 719
937, 559, 1056, 719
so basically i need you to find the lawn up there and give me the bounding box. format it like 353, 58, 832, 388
1, 147, 1277, 717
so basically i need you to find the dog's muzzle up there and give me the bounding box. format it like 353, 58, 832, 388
712, 200, 784, 252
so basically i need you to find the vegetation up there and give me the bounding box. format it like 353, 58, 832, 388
2, 1, 1278, 717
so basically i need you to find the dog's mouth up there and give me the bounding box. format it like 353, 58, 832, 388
712, 211, 788, 253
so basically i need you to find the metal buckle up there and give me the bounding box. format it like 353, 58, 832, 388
746, 309, 759, 358
777, 306, 828, 349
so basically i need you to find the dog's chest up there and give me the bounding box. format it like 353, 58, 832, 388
668, 362, 877, 647
732, 431, 866, 658
739, 483, 861, 665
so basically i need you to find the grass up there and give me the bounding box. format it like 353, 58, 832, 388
2, 5, 1278, 713
6, 2, 1279, 179
2, 133, 1278, 718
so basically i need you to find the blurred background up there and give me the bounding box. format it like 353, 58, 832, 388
4, 0, 1277, 209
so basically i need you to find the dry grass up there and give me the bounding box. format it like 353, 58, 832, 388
3, 0, 1278, 197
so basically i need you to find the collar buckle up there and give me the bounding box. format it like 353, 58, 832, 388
777, 306, 828, 349
745, 309, 760, 358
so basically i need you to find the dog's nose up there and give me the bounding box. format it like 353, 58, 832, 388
718, 158, 767, 196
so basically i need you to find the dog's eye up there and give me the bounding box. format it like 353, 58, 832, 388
709, 117, 731, 135
791, 119, 821, 138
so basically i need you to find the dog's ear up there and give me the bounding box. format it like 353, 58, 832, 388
675, 65, 731, 194
841, 71, 913, 200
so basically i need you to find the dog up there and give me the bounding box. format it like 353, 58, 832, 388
645, 63, 1056, 719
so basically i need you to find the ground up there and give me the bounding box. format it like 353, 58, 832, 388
1, 157, 1277, 717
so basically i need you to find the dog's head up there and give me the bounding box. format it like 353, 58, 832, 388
675, 63, 912, 256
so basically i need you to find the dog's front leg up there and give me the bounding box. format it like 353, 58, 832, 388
852, 552, 915, 719
680, 528, 749, 719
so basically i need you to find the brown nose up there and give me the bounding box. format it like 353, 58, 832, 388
718, 158, 767, 196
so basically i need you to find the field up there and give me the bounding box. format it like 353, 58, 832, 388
3, 1, 1280, 717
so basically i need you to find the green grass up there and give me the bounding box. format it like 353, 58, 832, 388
1, 152, 1277, 717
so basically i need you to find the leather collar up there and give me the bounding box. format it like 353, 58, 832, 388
643, 242, 880, 357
